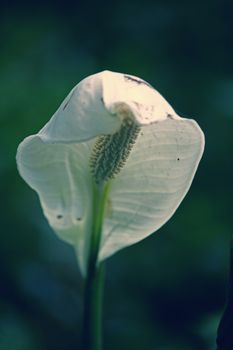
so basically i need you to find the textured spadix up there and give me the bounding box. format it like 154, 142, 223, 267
16, 70, 205, 275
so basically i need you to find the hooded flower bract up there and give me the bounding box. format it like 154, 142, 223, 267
16, 70, 205, 275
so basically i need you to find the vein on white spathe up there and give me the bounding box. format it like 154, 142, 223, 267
16, 70, 205, 275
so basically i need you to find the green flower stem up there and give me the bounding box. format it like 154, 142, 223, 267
82, 262, 105, 350
82, 182, 110, 350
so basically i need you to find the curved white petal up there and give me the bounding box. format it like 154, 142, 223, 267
39, 72, 122, 144
102, 71, 176, 125
16, 135, 93, 275
38, 71, 178, 145
16, 70, 205, 274
99, 117, 205, 261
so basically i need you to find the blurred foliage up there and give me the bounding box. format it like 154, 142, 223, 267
1, 0, 233, 349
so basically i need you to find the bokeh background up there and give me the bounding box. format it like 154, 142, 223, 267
1, 0, 233, 349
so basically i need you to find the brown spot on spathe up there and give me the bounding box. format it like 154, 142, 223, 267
124, 75, 153, 89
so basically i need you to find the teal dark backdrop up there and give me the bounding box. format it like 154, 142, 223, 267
1, 1, 233, 349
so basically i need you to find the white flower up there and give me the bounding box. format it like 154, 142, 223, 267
16, 70, 205, 275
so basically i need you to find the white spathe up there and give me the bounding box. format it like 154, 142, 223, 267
16, 70, 205, 275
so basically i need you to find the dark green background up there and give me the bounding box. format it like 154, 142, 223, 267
1, 1, 233, 349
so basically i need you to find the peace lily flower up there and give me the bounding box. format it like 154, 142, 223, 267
16, 70, 205, 277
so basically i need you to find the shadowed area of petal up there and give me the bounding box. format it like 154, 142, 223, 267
16, 135, 93, 275
99, 117, 205, 261
39, 72, 122, 144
